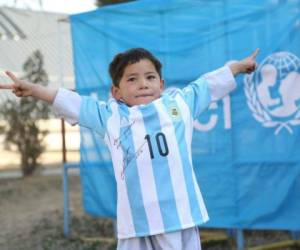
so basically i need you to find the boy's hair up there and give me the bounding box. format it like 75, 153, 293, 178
109, 48, 162, 87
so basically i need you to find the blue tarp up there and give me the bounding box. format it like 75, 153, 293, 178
70, 0, 300, 230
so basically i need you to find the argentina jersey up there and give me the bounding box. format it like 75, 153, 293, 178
54, 65, 236, 239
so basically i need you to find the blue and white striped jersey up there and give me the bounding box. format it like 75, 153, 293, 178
53, 66, 236, 239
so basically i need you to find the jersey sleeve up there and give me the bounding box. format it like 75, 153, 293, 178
202, 65, 236, 102
53, 88, 110, 138
181, 77, 211, 119
79, 96, 111, 138
52, 88, 81, 125
181, 65, 236, 118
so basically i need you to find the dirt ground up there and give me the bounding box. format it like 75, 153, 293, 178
0, 173, 299, 250
0, 174, 115, 250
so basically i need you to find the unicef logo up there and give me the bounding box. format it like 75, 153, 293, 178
244, 52, 300, 135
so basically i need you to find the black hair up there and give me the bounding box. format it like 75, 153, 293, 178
109, 48, 162, 87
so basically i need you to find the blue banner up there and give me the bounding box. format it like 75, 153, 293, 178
70, 0, 300, 230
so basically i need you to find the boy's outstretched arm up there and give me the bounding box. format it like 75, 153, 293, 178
200, 48, 259, 103
0, 71, 58, 103
229, 48, 259, 76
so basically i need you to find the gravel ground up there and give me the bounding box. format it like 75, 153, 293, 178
0, 174, 299, 250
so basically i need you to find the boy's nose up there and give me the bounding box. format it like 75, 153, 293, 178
140, 79, 149, 88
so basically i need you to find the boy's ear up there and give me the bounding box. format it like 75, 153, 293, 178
111, 85, 121, 100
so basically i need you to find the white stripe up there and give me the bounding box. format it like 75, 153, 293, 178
153, 100, 194, 226
175, 94, 209, 221
106, 102, 135, 237
129, 108, 164, 234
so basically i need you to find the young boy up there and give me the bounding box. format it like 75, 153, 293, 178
1, 48, 258, 250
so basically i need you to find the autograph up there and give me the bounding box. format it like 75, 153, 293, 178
113, 120, 136, 149
120, 140, 147, 180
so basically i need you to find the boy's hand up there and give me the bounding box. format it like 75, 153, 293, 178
0, 71, 35, 97
229, 48, 259, 76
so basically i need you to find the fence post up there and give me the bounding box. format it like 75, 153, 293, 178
227, 229, 245, 250
63, 163, 80, 237
63, 164, 70, 237
236, 229, 245, 250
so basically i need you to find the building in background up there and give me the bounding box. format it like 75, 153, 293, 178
0, 6, 74, 89
0, 7, 79, 171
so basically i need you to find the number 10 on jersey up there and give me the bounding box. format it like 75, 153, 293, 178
144, 132, 169, 159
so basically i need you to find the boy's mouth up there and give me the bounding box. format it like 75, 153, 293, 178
136, 94, 153, 98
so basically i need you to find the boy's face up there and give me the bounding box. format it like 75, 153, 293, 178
111, 59, 164, 106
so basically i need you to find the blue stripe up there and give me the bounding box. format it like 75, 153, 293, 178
139, 102, 181, 231
118, 104, 149, 236
161, 96, 204, 223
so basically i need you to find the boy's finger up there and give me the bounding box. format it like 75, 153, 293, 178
250, 48, 260, 59
5, 70, 19, 83
0, 83, 14, 89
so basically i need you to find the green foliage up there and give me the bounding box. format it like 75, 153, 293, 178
0, 50, 51, 176
95, 0, 133, 7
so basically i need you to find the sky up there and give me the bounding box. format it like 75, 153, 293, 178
0, 0, 97, 14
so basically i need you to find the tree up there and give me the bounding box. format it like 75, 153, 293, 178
95, 0, 133, 7
0, 50, 51, 176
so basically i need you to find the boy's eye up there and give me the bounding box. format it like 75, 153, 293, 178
128, 77, 136, 82
147, 75, 156, 80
